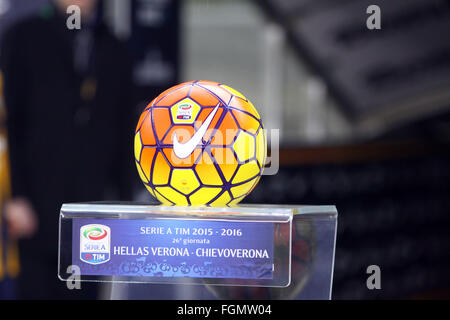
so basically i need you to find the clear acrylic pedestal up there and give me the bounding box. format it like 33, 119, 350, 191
58, 203, 337, 300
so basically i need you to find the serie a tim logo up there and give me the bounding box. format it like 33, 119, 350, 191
80, 224, 111, 265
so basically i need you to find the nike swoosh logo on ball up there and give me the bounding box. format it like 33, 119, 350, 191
173, 104, 220, 159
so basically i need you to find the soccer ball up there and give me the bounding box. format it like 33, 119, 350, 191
134, 80, 266, 206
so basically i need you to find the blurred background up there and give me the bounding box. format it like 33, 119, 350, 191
1, 0, 450, 299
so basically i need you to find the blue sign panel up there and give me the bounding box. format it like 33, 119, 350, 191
72, 219, 274, 280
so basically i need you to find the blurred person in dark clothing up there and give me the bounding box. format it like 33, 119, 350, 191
0, 0, 134, 299
1, 71, 38, 300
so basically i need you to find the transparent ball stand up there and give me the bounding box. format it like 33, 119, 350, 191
58, 203, 337, 300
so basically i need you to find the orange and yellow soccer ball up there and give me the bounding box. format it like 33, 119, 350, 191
134, 80, 266, 206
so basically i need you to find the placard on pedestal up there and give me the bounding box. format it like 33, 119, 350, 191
58, 203, 337, 299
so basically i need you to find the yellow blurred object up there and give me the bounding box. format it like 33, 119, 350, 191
0, 70, 20, 280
